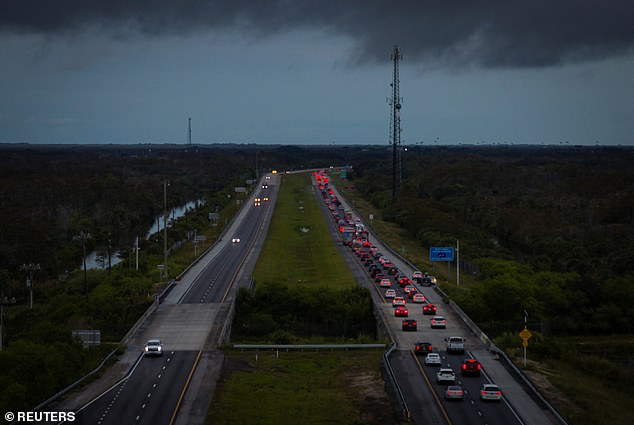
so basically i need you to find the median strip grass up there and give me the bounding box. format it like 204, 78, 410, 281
253, 172, 356, 287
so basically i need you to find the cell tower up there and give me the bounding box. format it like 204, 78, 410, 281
188, 117, 192, 145
388, 45, 403, 200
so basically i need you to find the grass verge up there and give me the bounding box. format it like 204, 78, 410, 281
206, 350, 399, 425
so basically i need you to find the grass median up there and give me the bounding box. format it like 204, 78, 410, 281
206, 172, 399, 425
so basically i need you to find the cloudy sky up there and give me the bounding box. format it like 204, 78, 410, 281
1, 1, 633, 145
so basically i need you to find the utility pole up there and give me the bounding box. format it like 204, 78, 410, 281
74, 231, 91, 297
163, 180, 169, 282
188, 117, 192, 146
388, 45, 403, 200
457, 240, 460, 286
20, 263, 40, 309
0, 294, 17, 351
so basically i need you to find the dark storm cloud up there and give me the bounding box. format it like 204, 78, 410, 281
1, 0, 633, 68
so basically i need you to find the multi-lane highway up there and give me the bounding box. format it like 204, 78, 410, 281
57, 169, 560, 425
314, 170, 558, 425
67, 174, 280, 425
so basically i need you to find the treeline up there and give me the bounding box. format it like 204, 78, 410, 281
233, 283, 377, 343
349, 145, 634, 337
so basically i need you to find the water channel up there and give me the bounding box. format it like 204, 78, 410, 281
84, 199, 204, 270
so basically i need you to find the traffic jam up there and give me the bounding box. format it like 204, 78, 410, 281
314, 169, 505, 409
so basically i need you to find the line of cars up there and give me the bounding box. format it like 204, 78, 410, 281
318, 177, 505, 406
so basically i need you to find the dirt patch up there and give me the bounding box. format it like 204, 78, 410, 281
347, 371, 399, 425
517, 358, 581, 417
223, 356, 256, 373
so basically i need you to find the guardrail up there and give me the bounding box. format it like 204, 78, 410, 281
314, 180, 411, 422
334, 185, 570, 425
382, 342, 411, 422
233, 344, 386, 350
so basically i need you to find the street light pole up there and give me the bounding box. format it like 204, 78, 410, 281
20, 263, 40, 309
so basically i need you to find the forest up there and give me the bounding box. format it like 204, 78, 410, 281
0, 143, 357, 412
349, 145, 634, 337
350, 146, 634, 336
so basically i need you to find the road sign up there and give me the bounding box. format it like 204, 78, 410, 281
430, 247, 455, 262
519, 328, 532, 341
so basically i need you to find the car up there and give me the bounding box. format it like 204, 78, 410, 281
480, 384, 503, 401
431, 315, 447, 329
373, 273, 386, 282
407, 288, 420, 299
420, 277, 433, 286
412, 270, 423, 280
436, 368, 456, 384
412, 293, 426, 303
398, 277, 412, 287
394, 306, 408, 317
414, 341, 433, 355
263, 197, 269, 202
402, 319, 417, 331
380, 278, 392, 287
392, 297, 406, 307
403, 285, 417, 295
444, 385, 465, 401
386, 266, 398, 276
461, 358, 482, 376
231, 237, 241, 243
423, 304, 438, 315
144, 339, 163, 356
424, 352, 442, 366
254, 197, 261, 207
384, 289, 396, 299
447, 336, 466, 354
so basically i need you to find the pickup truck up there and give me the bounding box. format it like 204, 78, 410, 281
446, 336, 465, 354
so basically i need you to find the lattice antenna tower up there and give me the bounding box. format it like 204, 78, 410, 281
389, 45, 403, 200
188, 117, 192, 145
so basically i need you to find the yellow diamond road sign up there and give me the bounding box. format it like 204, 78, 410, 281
519, 328, 532, 341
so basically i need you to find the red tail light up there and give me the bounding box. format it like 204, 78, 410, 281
477, 364, 482, 370
416, 345, 421, 350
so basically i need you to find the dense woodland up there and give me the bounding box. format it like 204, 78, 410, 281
349, 145, 634, 338
0, 144, 355, 412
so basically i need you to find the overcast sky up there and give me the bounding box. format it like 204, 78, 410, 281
1, 1, 633, 145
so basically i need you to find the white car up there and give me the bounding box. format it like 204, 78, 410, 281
445, 385, 465, 401
436, 368, 456, 384
232, 237, 241, 243
384, 289, 396, 299
392, 297, 406, 307
144, 339, 163, 356
480, 384, 503, 401
379, 278, 392, 287
431, 315, 447, 329
424, 353, 442, 366
412, 293, 426, 303
412, 270, 423, 280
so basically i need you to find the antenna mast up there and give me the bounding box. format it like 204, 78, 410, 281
389, 45, 403, 200
188, 117, 192, 145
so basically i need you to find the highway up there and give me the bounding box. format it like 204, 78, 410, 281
67, 174, 280, 425
315, 170, 557, 425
